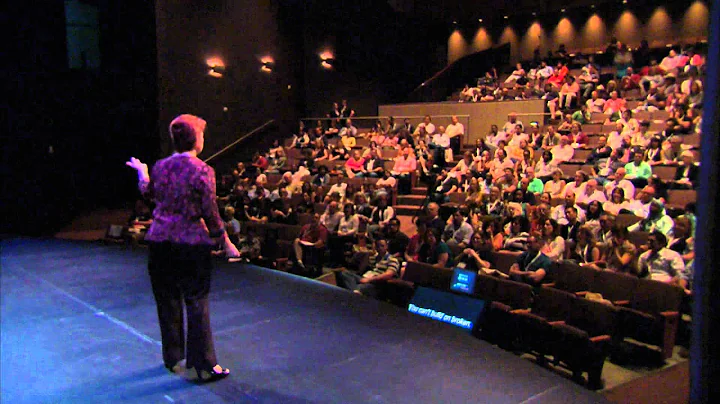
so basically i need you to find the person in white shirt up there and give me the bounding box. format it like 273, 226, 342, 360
625, 185, 656, 218
414, 115, 436, 136
326, 182, 348, 203
550, 136, 574, 165
603, 187, 633, 216
502, 113, 523, 135
445, 115, 465, 155
320, 201, 344, 233
603, 167, 635, 200
551, 191, 587, 226
638, 231, 685, 284
563, 171, 588, 198
585, 91, 606, 114
430, 126, 451, 166
606, 121, 625, 151
575, 179, 607, 209
339, 118, 358, 138
505, 63, 526, 83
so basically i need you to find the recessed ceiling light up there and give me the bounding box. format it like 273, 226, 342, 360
478, 18, 483, 22
504, 15, 508, 19
561, 8, 566, 12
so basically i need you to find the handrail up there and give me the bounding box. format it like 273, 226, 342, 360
203, 119, 275, 164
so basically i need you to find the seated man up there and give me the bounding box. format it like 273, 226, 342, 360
670, 150, 699, 189
442, 209, 474, 251
292, 213, 328, 271
575, 179, 607, 209
509, 233, 552, 286
377, 217, 410, 257
637, 231, 686, 287
629, 198, 674, 236
603, 167, 635, 200
335, 238, 400, 299
550, 136, 574, 165
429, 169, 459, 204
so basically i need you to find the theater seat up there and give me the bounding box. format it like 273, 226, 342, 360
545, 261, 596, 293
550, 298, 619, 389
513, 286, 577, 359
616, 279, 684, 359
587, 270, 639, 305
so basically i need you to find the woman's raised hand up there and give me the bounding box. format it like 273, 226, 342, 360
126, 157, 149, 182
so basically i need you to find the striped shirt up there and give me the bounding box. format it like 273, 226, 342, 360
363, 253, 400, 278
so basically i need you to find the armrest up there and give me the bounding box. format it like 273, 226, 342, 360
541, 282, 556, 288
549, 321, 566, 326
659, 311, 680, 319
589, 335, 612, 343
387, 279, 413, 287
613, 300, 630, 306
575, 291, 588, 297
511, 309, 531, 314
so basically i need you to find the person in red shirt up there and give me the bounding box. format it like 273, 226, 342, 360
547, 62, 568, 89
293, 212, 329, 270
252, 152, 269, 171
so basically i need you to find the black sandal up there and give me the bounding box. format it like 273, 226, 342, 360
186, 365, 230, 383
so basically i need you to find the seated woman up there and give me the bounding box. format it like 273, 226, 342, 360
584, 200, 605, 236
464, 177, 484, 208
504, 63, 527, 84
603, 226, 638, 275
540, 218, 566, 262
327, 203, 360, 267
418, 228, 453, 268
502, 215, 531, 252
455, 232, 494, 272
603, 187, 632, 216
543, 168, 566, 198
568, 225, 604, 268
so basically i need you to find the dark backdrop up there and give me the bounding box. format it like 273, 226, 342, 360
3, 0, 450, 235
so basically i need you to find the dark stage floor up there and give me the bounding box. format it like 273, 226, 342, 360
1, 238, 607, 403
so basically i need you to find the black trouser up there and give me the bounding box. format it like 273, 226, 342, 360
148, 242, 217, 370
450, 136, 461, 156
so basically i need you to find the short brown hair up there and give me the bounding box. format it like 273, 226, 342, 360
169, 114, 206, 152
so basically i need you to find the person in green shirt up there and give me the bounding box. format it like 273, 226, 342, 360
624, 147, 652, 188
571, 104, 590, 124
521, 166, 545, 194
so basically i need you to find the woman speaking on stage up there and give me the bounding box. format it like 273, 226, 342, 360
126, 114, 239, 383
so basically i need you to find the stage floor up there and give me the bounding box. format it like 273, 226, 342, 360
1, 238, 606, 403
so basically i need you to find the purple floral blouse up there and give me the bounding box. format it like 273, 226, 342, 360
139, 153, 225, 245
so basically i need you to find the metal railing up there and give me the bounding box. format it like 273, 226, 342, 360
203, 119, 275, 164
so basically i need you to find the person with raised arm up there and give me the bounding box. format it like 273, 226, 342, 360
125, 114, 237, 383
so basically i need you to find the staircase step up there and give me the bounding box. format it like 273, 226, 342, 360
397, 194, 426, 207
412, 187, 428, 195
394, 205, 423, 216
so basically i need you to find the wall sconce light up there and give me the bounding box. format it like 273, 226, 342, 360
260, 57, 275, 73
206, 57, 225, 78
320, 51, 334, 69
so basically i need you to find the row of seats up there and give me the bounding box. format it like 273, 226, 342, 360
399, 259, 684, 388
